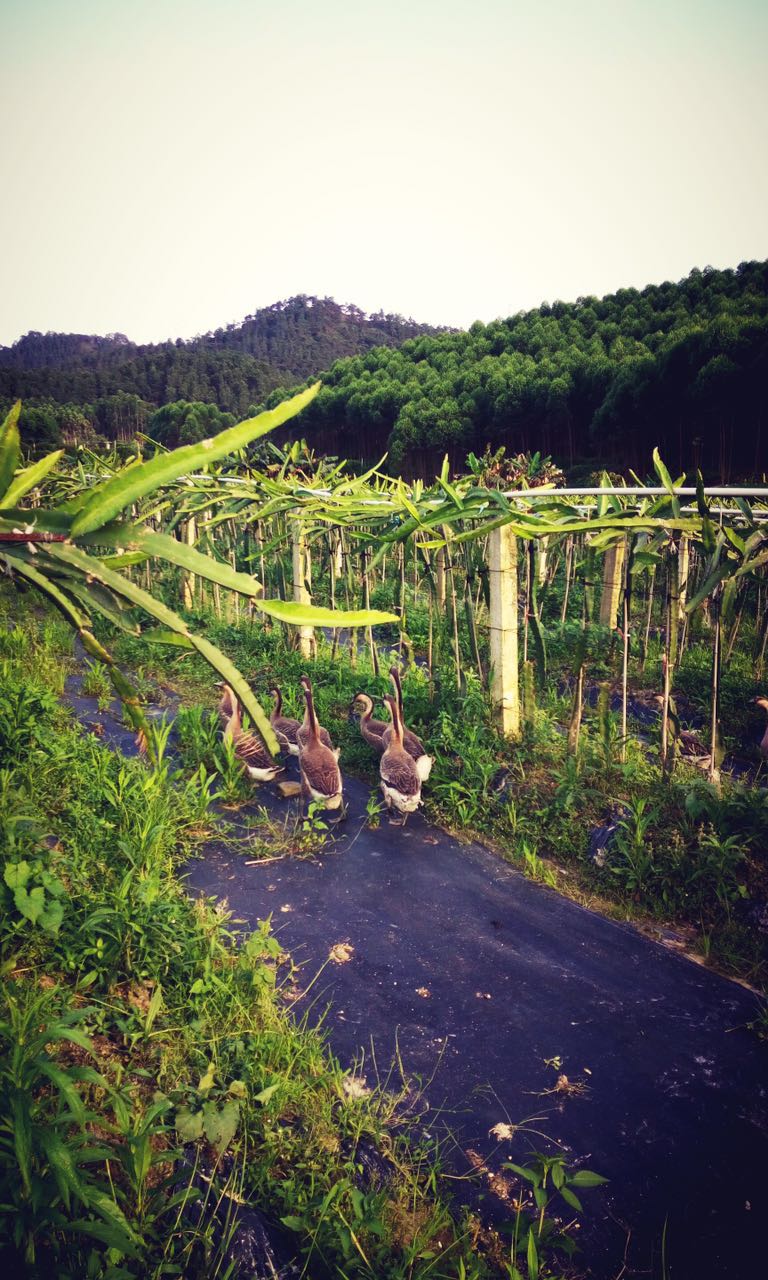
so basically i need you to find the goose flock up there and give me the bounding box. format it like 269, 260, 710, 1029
217, 666, 433, 823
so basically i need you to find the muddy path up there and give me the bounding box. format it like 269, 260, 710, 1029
63, 671, 767, 1280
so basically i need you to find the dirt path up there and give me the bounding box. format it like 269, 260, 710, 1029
66, 675, 767, 1280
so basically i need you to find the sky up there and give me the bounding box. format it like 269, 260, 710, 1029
1, 0, 766, 346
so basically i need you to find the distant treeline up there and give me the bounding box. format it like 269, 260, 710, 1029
2, 267, 767, 480
0, 296, 447, 446
268, 261, 767, 480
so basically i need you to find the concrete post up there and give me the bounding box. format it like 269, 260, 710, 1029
488, 523, 520, 738
292, 521, 315, 660
599, 540, 625, 628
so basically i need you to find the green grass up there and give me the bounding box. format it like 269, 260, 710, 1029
1, 590, 615, 1279
98, 577, 768, 991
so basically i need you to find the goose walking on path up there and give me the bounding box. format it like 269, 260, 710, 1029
351, 693, 388, 754
269, 686, 302, 756
298, 675, 344, 811
389, 667, 434, 782
219, 685, 284, 783
380, 693, 422, 824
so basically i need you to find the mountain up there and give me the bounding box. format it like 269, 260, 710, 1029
4, 269, 767, 480
268, 262, 768, 481
0, 296, 450, 439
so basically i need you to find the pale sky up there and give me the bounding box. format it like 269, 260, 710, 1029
1, 0, 766, 347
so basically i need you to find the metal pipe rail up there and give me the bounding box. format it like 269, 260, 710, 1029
503, 486, 768, 498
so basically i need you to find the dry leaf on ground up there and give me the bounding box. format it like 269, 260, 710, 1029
489, 1122, 517, 1141
342, 1075, 371, 1099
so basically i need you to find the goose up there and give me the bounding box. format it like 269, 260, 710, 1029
269, 686, 302, 756
380, 693, 422, 823
351, 692, 388, 754
297, 675, 343, 810
219, 685, 284, 783
388, 666, 434, 782
754, 697, 768, 762
653, 694, 710, 766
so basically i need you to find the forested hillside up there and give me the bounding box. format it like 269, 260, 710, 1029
270, 262, 767, 479
3, 265, 767, 478
0, 296, 447, 446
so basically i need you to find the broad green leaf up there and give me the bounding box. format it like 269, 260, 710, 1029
65, 580, 140, 635
71, 383, 319, 535
733, 546, 768, 580
526, 1227, 539, 1280
0, 400, 21, 500
145, 982, 163, 1032
254, 1082, 280, 1104
559, 1185, 583, 1210
2, 449, 64, 506
569, 1169, 609, 1187
503, 1162, 538, 1185
135, 527, 263, 596
15, 883, 45, 923
175, 1107, 205, 1142
143, 628, 195, 648
685, 552, 731, 614
101, 550, 150, 568
652, 448, 680, 518
257, 599, 397, 628
198, 1063, 216, 1093
38, 1130, 81, 1207
11, 1096, 32, 1195
1, 551, 88, 629
202, 1099, 240, 1152
39, 899, 65, 935
44, 541, 278, 750
88, 1187, 141, 1244
4, 861, 31, 890
69, 1217, 140, 1257
187, 634, 278, 751
695, 470, 716, 553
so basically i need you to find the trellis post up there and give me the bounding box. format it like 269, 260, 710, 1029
292, 521, 315, 660
488, 523, 520, 738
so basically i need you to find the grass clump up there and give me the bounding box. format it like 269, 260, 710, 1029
5, 592, 595, 1279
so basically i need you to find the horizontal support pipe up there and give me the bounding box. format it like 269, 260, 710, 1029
502, 487, 768, 498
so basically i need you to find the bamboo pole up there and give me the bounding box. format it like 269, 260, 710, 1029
488, 524, 520, 738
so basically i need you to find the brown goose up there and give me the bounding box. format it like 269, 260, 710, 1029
380, 693, 422, 823
653, 694, 710, 764
351, 693, 388, 754
388, 667, 433, 782
219, 685, 284, 783
297, 675, 343, 810
754, 697, 768, 762
295, 685, 334, 753
269, 686, 302, 757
